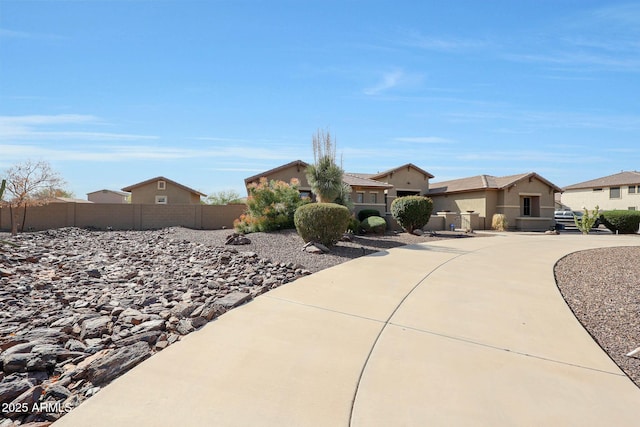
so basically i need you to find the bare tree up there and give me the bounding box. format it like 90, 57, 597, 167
2, 160, 65, 235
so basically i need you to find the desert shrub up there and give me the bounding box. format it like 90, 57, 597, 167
492, 214, 508, 231
358, 209, 381, 221
294, 203, 351, 246
234, 178, 309, 233
347, 216, 361, 234
361, 215, 387, 234
599, 210, 640, 234
573, 206, 600, 235
390, 196, 433, 233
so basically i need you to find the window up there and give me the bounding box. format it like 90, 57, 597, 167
593, 188, 603, 192
356, 192, 364, 203
155, 195, 167, 204
523, 197, 531, 216
629, 207, 636, 211
370, 192, 377, 203
630, 186, 639, 194
610, 187, 621, 199
158, 180, 166, 190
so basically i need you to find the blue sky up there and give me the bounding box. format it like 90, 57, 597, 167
1, 0, 639, 199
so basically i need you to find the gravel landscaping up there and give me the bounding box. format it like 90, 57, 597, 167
554, 245, 640, 388
0, 227, 638, 424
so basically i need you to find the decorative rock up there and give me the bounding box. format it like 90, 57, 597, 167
80, 317, 112, 340
412, 229, 424, 236
81, 342, 151, 385
0, 226, 310, 424
214, 292, 252, 309
225, 233, 251, 245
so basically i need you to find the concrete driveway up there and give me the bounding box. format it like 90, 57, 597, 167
54, 232, 640, 426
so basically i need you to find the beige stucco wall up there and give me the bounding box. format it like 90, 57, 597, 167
246, 164, 311, 193
87, 191, 129, 204
561, 188, 640, 211
430, 191, 490, 229
0, 203, 246, 231
129, 180, 202, 204
376, 166, 430, 196
498, 177, 556, 231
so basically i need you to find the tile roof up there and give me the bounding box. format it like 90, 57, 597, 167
428, 172, 562, 194
370, 163, 435, 179
244, 160, 309, 185
121, 176, 206, 196
563, 171, 640, 190
342, 173, 393, 188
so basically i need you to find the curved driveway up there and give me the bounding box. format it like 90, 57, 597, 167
54, 233, 640, 426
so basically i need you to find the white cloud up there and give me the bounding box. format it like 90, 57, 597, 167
363, 70, 405, 95
394, 136, 454, 144
0, 114, 158, 141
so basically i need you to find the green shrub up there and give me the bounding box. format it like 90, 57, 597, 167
234, 178, 309, 233
347, 216, 361, 234
599, 210, 640, 234
390, 196, 433, 233
358, 209, 381, 221
294, 203, 351, 246
361, 215, 387, 234
573, 206, 599, 235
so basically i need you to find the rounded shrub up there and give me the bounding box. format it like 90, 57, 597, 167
491, 213, 508, 231
361, 215, 387, 234
599, 210, 640, 234
390, 196, 433, 233
357, 209, 381, 222
294, 203, 351, 246
347, 216, 361, 234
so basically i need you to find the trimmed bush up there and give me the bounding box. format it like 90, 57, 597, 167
347, 216, 361, 234
491, 214, 508, 231
390, 196, 433, 233
599, 210, 640, 234
358, 209, 381, 222
294, 203, 351, 246
361, 215, 387, 234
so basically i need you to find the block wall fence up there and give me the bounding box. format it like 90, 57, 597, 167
0, 203, 247, 232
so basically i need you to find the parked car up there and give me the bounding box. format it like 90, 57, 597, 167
554, 210, 600, 229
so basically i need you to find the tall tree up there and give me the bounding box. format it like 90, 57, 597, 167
204, 189, 242, 205
305, 129, 350, 203
2, 160, 65, 235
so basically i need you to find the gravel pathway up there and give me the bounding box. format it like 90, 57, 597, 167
554, 246, 640, 388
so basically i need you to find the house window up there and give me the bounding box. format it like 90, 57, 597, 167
370, 192, 377, 203
629, 186, 638, 194
593, 188, 603, 192
356, 192, 364, 203
610, 187, 621, 199
158, 180, 166, 190
629, 207, 636, 211
523, 197, 531, 216
155, 195, 167, 204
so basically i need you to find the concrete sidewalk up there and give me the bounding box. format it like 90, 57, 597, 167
54, 233, 640, 426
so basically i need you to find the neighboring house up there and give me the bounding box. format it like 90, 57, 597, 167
561, 171, 640, 212
427, 172, 562, 231
244, 161, 434, 215
87, 189, 129, 204
350, 163, 434, 213
49, 197, 94, 204
122, 176, 206, 205
245, 160, 314, 198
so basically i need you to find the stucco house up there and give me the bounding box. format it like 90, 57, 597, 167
245, 161, 435, 215
122, 177, 206, 205
87, 189, 129, 204
561, 171, 640, 212
427, 172, 562, 231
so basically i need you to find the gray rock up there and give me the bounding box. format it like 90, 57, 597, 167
80, 316, 112, 340
214, 292, 252, 308
81, 342, 151, 385
0, 377, 32, 404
